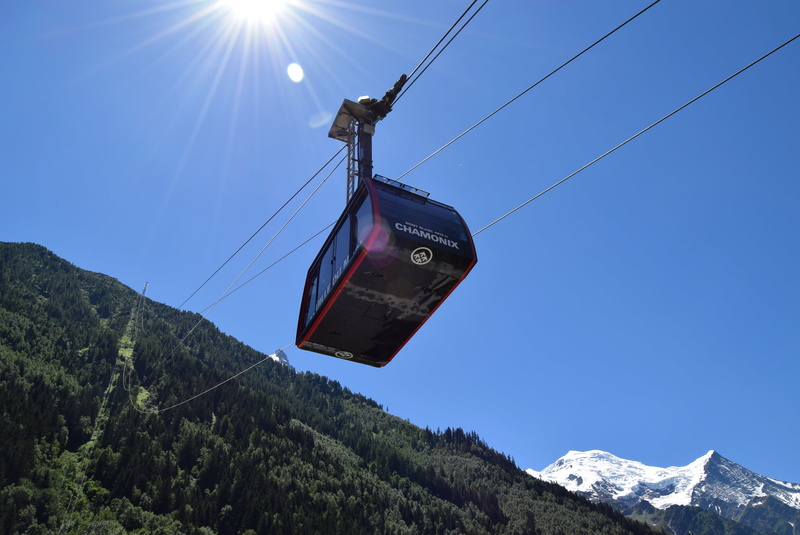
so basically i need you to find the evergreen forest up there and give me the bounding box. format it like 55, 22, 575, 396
0, 242, 667, 534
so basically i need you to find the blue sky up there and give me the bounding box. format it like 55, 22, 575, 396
3, 0, 799, 483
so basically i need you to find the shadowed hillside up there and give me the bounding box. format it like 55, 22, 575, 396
0, 242, 665, 535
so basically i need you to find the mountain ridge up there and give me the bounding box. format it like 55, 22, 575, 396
527, 449, 800, 535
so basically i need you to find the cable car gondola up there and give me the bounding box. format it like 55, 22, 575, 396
296, 90, 477, 367
296, 174, 477, 367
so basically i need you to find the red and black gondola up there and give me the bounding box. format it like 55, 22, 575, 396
296, 174, 477, 367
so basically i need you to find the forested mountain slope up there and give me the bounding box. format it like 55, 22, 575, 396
0, 242, 665, 534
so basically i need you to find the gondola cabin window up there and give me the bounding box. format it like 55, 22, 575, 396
302, 187, 372, 329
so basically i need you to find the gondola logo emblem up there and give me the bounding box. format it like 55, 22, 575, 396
411, 247, 433, 265
334, 351, 354, 359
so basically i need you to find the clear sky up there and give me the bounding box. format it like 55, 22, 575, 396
3, 0, 799, 484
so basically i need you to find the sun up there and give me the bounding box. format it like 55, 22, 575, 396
217, 0, 290, 24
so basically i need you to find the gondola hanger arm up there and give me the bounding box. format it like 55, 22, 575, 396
360, 73, 408, 121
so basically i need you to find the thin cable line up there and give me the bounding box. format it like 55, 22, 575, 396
176, 145, 346, 310
396, 0, 663, 181
200, 220, 337, 311
405, 0, 479, 83
132, 343, 294, 414
472, 33, 800, 237
396, 0, 489, 105
165, 154, 345, 359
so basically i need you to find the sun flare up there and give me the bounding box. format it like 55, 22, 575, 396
217, 0, 290, 24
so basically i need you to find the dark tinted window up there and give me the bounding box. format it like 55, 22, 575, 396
332, 214, 352, 282
303, 185, 371, 327
354, 188, 373, 245
376, 186, 469, 248
304, 276, 318, 326
316, 244, 334, 308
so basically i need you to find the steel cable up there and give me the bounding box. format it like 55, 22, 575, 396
472, 33, 800, 236
396, 0, 663, 181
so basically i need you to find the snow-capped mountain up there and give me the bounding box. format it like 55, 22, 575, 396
268, 349, 290, 366
527, 450, 800, 534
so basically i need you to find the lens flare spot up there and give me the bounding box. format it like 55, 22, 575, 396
287, 62, 304, 83
308, 110, 332, 129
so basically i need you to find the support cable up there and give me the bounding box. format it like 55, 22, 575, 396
131, 343, 294, 414
165, 154, 346, 359
472, 33, 800, 237
199, 220, 337, 312
396, 0, 490, 105
404, 0, 480, 82
176, 145, 346, 310
396, 0, 663, 181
